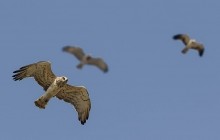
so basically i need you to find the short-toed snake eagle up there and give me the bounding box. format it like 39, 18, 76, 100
63, 46, 108, 73
12, 61, 91, 125
173, 34, 205, 57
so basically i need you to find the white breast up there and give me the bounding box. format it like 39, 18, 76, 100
41, 79, 61, 102
187, 39, 196, 46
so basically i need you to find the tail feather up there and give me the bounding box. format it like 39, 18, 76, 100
181, 47, 189, 54
34, 97, 48, 109
77, 63, 84, 69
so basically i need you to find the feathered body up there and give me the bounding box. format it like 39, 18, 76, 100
12, 61, 91, 125
173, 34, 205, 57
63, 46, 108, 73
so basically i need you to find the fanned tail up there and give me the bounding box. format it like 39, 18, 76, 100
181, 47, 189, 54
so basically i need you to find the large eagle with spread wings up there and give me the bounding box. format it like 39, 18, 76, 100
63, 46, 108, 73
12, 61, 91, 125
173, 34, 205, 57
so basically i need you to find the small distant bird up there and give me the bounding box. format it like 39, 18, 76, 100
173, 34, 205, 57
12, 61, 91, 125
63, 46, 108, 73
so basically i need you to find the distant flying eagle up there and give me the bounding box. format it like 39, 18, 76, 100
63, 46, 108, 73
173, 34, 205, 57
12, 61, 91, 125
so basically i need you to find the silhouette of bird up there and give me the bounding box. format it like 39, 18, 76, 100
63, 46, 108, 73
173, 34, 205, 57
12, 61, 91, 125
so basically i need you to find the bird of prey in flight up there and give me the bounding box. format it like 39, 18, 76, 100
173, 34, 205, 57
12, 61, 91, 125
63, 46, 108, 73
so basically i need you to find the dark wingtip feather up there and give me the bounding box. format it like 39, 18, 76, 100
81, 121, 85, 125
103, 67, 108, 73
78, 117, 85, 125
12, 76, 19, 81
12, 73, 22, 81
12, 74, 18, 79
12, 66, 26, 81
12, 77, 18, 81
12, 72, 19, 81
62, 46, 70, 52
78, 113, 88, 125
173, 34, 182, 40
13, 68, 24, 74
199, 48, 204, 57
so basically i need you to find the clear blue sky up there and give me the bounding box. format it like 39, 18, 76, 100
1, 0, 220, 140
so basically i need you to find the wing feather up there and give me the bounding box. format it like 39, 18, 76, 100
87, 57, 108, 73
63, 46, 85, 61
191, 42, 205, 57
197, 44, 205, 57
56, 84, 91, 125
173, 34, 190, 45
12, 61, 56, 90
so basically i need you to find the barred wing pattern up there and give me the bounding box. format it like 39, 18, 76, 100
12, 61, 56, 91
56, 84, 91, 125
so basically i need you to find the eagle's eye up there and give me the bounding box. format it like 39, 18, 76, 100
62, 77, 66, 80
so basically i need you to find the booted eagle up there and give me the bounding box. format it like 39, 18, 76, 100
12, 61, 91, 125
173, 34, 205, 57
63, 46, 108, 73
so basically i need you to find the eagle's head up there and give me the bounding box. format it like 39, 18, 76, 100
55, 76, 68, 87
189, 39, 196, 43
85, 55, 92, 60
81, 55, 92, 64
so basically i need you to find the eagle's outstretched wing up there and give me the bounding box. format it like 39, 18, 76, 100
173, 34, 205, 57
63, 46, 85, 61
87, 57, 108, 73
191, 42, 205, 57
56, 84, 91, 125
173, 34, 190, 45
12, 61, 56, 91
197, 44, 205, 57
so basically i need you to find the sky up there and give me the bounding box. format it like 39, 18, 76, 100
1, 0, 220, 140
